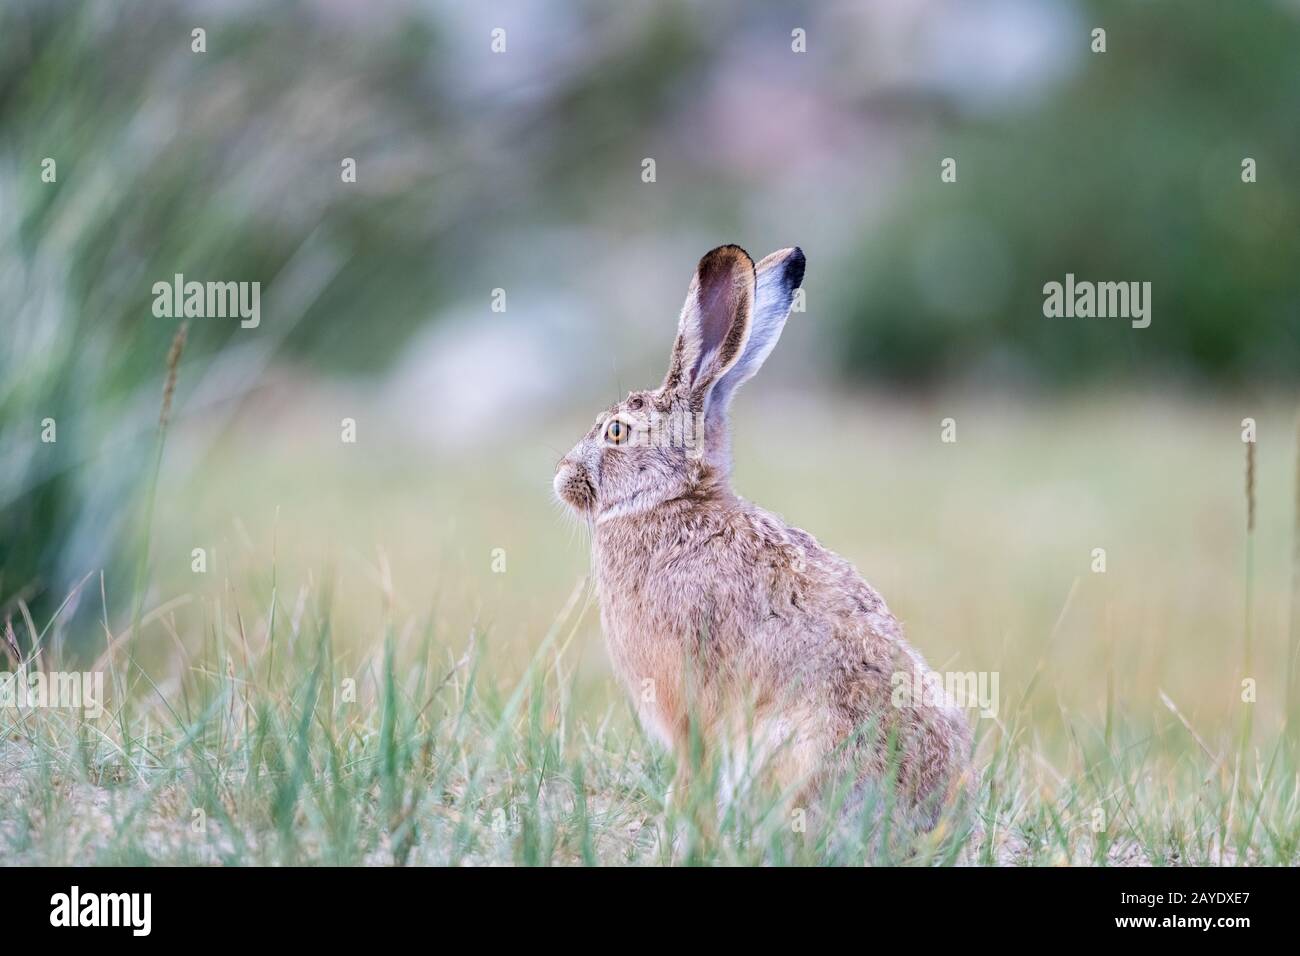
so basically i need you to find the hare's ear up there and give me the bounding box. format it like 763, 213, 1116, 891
661, 245, 755, 402
703, 247, 804, 474
708, 247, 804, 415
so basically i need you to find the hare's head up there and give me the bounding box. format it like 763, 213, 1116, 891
554, 244, 804, 523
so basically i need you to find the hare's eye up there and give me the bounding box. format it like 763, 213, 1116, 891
605, 419, 629, 445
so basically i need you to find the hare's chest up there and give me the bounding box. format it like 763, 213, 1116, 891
597, 577, 686, 681
594, 554, 697, 747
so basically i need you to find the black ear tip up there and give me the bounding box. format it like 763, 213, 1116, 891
787, 247, 806, 289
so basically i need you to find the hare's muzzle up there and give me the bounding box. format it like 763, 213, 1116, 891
553, 457, 596, 513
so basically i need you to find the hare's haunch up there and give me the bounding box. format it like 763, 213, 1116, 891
554, 245, 972, 827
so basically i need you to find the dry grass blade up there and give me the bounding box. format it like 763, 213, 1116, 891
1, 617, 19, 668
1287, 406, 1300, 736
1159, 688, 1220, 767
160, 320, 189, 428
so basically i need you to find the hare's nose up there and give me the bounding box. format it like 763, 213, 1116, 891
554, 456, 577, 487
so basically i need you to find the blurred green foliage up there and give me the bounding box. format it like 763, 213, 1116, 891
836, 1, 1300, 387
0, 0, 703, 625
2, 0, 1297, 631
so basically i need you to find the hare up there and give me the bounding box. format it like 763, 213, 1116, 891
554, 245, 972, 829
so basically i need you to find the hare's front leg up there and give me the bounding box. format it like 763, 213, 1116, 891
662, 729, 724, 853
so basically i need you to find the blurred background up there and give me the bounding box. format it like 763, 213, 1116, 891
2, 0, 1298, 748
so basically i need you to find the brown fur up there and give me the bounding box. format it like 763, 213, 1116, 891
554, 245, 972, 827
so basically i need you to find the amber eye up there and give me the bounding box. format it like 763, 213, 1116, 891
605, 419, 629, 445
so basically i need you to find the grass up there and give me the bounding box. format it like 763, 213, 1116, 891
2, 382, 1299, 865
